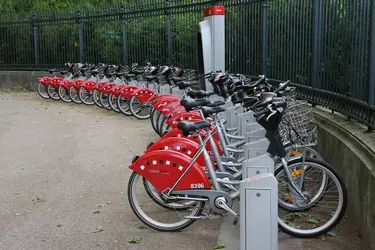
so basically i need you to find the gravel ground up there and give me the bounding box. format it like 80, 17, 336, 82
0, 92, 220, 250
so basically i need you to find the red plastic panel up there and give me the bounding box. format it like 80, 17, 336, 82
129, 150, 210, 192
132, 88, 156, 103
204, 6, 225, 16
118, 85, 139, 99
166, 111, 201, 126
144, 137, 215, 172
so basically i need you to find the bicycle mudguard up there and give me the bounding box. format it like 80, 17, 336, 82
162, 105, 185, 117
110, 84, 128, 96
118, 85, 139, 99
166, 111, 201, 126
162, 128, 223, 156
153, 94, 178, 104
144, 137, 215, 172
73, 79, 85, 88
95, 82, 112, 92
80, 80, 97, 91
38, 77, 52, 86
101, 83, 117, 94
131, 88, 156, 103
153, 98, 181, 111
60, 79, 74, 89
50, 77, 64, 88
129, 150, 210, 192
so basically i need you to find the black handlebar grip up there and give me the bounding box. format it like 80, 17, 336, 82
275, 80, 291, 93
254, 108, 269, 118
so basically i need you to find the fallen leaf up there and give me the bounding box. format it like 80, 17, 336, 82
106, 201, 113, 204
93, 226, 104, 233
93, 211, 101, 214
57, 224, 62, 227
215, 243, 225, 249
128, 237, 142, 244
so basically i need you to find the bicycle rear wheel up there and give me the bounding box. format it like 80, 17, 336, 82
129, 96, 152, 119
99, 92, 112, 110
108, 93, 120, 112
47, 84, 60, 100
79, 87, 94, 105
58, 85, 72, 102
37, 82, 49, 99
128, 172, 204, 232
117, 96, 132, 116
69, 86, 82, 104
93, 89, 103, 108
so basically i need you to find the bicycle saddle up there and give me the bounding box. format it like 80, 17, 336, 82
171, 76, 186, 83
177, 120, 211, 136
187, 90, 215, 99
145, 75, 158, 81
115, 72, 126, 77
207, 100, 226, 107
177, 81, 195, 90
180, 98, 211, 111
201, 106, 226, 117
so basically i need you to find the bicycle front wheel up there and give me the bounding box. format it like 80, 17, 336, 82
276, 158, 347, 238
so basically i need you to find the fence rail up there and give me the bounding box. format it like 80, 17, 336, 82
0, 0, 375, 130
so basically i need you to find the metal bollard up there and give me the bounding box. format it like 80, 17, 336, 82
240, 173, 278, 250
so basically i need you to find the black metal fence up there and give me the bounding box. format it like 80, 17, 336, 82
0, 0, 375, 130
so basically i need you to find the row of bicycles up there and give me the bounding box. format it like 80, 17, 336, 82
125, 71, 348, 238
36, 62, 348, 239
36, 62, 198, 119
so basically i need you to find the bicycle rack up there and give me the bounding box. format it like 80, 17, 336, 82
243, 138, 269, 160
240, 173, 278, 250
160, 85, 171, 94
245, 129, 266, 143
237, 111, 256, 137
242, 154, 274, 179
225, 105, 244, 129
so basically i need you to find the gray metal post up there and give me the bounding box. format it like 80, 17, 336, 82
368, 0, 375, 106
166, 0, 173, 65
32, 15, 39, 65
262, 0, 268, 76
240, 173, 278, 250
77, 11, 84, 64
121, 7, 128, 66
311, 0, 323, 88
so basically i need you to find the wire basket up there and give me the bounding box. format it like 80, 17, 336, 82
285, 86, 297, 103
279, 100, 318, 147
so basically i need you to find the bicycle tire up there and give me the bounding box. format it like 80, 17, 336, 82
99, 92, 112, 110
37, 82, 49, 99
47, 84, 60, 100
93, 89, 103, 108
276, 158, 348, 238
69, 86, 82, 104
117, 95, 132, 116
58, 85, 72, 103
129, 95, 151, 120
108, 93, 120, 112
128, 172, 204, 232
78, 87, 94, 105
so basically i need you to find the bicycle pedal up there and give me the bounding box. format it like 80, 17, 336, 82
233, 216, 239, 225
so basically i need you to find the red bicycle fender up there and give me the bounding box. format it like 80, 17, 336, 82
132, 88, 156, 103
166, 111, 201, 126
144, 137, 215, 172
154, 99, 181, 111
162, 128, 222, 156
162, 105, 185, 117
119, 86, 139, 99
129, 150, 210, 192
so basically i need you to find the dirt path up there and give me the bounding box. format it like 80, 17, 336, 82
0, 92, 220, 250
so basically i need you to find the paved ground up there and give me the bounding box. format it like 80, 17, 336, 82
0, 92, 220, 250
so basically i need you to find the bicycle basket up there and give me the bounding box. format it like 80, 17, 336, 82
279, 100, 317, 147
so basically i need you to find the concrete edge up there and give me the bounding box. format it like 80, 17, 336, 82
313, 107, 375, 176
